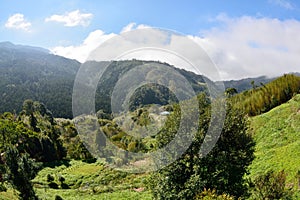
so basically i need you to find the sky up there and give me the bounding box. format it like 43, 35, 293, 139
1, 0, 300, 80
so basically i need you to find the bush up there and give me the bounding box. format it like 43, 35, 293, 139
55, 195, 64, 200
195, 189, 235, 200
47, 174, 55, 182
0, 183, 7, 192
251, 170, 294, 200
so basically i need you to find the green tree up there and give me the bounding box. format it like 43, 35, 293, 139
225, 88, 238, 97
148, 96, 255, 199
3, 146, 39, 200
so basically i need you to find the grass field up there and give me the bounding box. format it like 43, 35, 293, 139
249, 94, 300, 193
30, 160, 152, 200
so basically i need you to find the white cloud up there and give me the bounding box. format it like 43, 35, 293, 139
50, 30, 115, 62
45, 10, 93, 27
192, 15, 300, 80
51, 19, 300, 80
121, 22, 152, 33
269, 0, 295, 9
50, 23, 152, 63
5, 13, 31, 31
121, 22, 136, 33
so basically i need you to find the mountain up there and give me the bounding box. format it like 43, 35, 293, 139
222, 72, 300, 93
222, 76, 275, 92
0, 42, 209, 118
1, 42, 297, 118
0, 42, 80, 118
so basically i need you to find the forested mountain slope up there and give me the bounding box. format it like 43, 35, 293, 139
0, 42, 208, 118
0, 42, 80, 118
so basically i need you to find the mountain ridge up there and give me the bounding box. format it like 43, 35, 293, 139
0, 41, 298, 118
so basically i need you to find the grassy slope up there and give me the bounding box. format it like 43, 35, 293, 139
32, 160, 152, 200
249, 94, 300, 185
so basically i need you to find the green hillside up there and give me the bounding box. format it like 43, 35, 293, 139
232, 74, 300, 116
0, 42, 80, 118
0, 42, 209, 118
249, 94, 300, 186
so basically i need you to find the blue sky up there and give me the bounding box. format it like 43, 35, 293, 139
1, 0, 300, 79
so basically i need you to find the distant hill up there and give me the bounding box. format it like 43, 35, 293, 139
222, 73, 300, 93
222, 76, 275, 92
92, 60, 208, 113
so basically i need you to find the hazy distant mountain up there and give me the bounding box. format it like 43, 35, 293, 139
222, 72, 300, 93
0, 41, 50, 54
222, 76, 275, 92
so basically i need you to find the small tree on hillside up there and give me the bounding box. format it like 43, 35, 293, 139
3, 146, 39, 200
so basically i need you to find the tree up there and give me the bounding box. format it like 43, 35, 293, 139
3, 146, 39, 200
148, 96, 255, 199
225, 88, 238, 97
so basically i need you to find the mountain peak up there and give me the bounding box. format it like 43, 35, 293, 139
0, 41, 50, 54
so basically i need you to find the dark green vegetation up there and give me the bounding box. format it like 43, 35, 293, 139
0, 42, 80, 118
148, 100, 255, 199
92, 59, 208, 114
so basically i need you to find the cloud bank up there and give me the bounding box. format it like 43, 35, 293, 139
51, 16, 300, 80
194, 15, 300, 79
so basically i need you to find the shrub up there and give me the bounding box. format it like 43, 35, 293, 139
251, 170, 294, 200
195, 188, 235, 200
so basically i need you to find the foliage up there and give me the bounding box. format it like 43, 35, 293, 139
94, 60, 208, 114
232, 74, 300, 116
128, 83, 178, 111
148, 95, 255, 199
0, 42, 210, 119
225, 87, 238, 97
56, 118, 94, 160
195, 188, 235, 200
250, 170, 294, 200
3, 146, 39, 200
